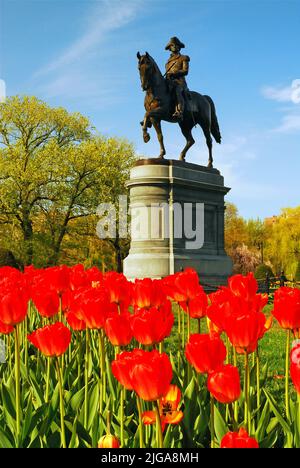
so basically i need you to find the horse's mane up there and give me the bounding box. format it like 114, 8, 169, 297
147, 54, 163, 79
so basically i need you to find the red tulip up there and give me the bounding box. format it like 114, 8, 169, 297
28, 322, 71, 357
98, 434, 120, 448
32, 289, 59, 318
208, 274, 268, 335
112, 349, 173, 401
290, 343, 300, 395
142, 384, 184, 432
180, 290, 208, 318
207, 288, 234, 332
104, 312, 133, 346
46, 265, 70, 294
0, 289, 28, 326
163, 268, 203, 304
66, 311, 86, 331
220, 428, 259, 448
207, 365, 241, 403
131, 302, 174, 345
132, 278, 166, 309
0, 320, 14, 334
72, 288, 116, 329
226, 311, 266, 354
103, 272, 132, 312
185, 333, 226, 374
228, 273, 258, 301
273, 287, 300, 336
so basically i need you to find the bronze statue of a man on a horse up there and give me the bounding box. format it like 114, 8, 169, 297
137, 37, 221, 167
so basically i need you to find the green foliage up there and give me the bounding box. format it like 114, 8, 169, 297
294, 262, 300, 281
255, 264, 274, 280
0, 96, 137, 267
0, 248, 21, 269
225, 203, 300, 279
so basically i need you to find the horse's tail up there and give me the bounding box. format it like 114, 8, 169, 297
203, 95, 221, 143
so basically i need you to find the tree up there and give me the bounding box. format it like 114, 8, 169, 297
246, 218, 268, 263
230, 244, 260, 275
225, 203, 248, 254
0, 96, 136, 267
264, 207, 300, 276
294, 262, 300, 282
254, 264, 274, 280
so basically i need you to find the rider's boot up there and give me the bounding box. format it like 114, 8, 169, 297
172, 104, 184, 121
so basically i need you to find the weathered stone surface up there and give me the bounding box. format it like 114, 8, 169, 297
123, 159, 232, 289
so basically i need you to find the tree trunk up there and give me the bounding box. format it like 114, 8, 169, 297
21, 214, 34, 265
113, 232, 123, 273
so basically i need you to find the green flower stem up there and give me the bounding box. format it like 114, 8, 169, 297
14, 325, 21, 447
24, 314, 28, 368
233, 347, 238, 422
7, 334, 12, 372
55, 358, 67, 448
225, 335, 230, 365
256, 349, 261, 418
252, 352, 255, 368
181, 311, 185, 349
136, 396, 145, 448
177, 304, 181, 343
84, 328, 90, 428
177, 305, 182, 374
187, 308, 191, 341
187, 307, 192, 382
120, 386, 125, 447
154, 400, 164, 448
77, 332, 83, 391
244, 353, 250, 433
285, 329, 291, 421
45, 357, 51, 403
197, 318, 201, 334
99, 329, 106, 414
210, 395, 215, 448
229, 403, 238, 432
159, 341, 163, 354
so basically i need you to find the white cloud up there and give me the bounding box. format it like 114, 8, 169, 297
262, 79, 300, 104
35, 0, 143, 78
31, 0, 145, 107
262, 80, 300, 134
273, 114, 300, 133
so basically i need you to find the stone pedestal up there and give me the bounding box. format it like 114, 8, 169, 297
123, 159, 232, 289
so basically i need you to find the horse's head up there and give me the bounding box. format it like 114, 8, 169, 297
137, 51, 155, 91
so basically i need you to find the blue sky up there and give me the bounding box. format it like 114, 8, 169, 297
1, 0, 299, 219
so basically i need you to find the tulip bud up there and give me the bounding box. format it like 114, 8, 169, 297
98, 434, 120, 448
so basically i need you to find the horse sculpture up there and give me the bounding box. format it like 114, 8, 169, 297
137, 52, 221, 167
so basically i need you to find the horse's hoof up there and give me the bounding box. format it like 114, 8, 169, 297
143, 133, 150, 143
158, 154, 165, 159
179, 155, 185, 161
207, 162, 213, 168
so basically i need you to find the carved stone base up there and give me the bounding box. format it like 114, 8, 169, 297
123, 159, 233, 290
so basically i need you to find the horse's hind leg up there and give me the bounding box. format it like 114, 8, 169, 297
202, 124, 213, 168
179, 124, 195, 161
151, 118, 166, 158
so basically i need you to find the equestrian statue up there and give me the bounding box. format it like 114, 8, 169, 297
137, 37, 221, 167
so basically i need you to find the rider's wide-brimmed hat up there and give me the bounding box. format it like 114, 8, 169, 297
165, 37, 185, 50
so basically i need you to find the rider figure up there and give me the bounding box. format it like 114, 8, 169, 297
165, 37, 190, 120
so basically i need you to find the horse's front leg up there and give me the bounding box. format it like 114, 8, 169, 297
151, 118, 166, 158
141, 113, 151, 143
